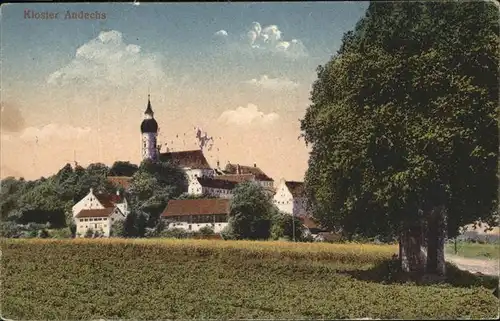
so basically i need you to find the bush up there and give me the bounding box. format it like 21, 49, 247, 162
84, 228, 94, 238
50, 228, 72, 239
160, 228, 190, 239
199, 225, 215, 236
38, 229, 50, 238
0, 222, 22, 238
110, 220, 125, 237
93, 230, 104, 238
221, 223, 237, 240
144, 227, 159, 238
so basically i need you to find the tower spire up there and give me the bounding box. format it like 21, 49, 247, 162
145, 94, 154, 116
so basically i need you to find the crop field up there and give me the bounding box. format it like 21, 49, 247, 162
1, 239, 498, 320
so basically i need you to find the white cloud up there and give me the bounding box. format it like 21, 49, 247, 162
2, 124, 91, 142
244, 75, 299, 90
220, 21, 307, 59
214, 30, 228, 37
218, 104, 279, 126
47, 30, 168, 88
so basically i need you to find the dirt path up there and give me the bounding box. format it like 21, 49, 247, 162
446, 254, 499, 276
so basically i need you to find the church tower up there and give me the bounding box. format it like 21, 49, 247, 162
140, 95, 159, 161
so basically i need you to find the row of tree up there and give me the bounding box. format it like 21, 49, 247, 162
1, 160, 307, 241
0, 159, 185, 232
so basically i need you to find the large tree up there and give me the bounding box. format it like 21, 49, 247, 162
128, 159, 187, 227
228, 181, 274, 240
300, 1, 498, 275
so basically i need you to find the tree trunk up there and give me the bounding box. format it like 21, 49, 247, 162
399, 225, 426, 274
399, 206, 447, 277
425, 206, 447, 276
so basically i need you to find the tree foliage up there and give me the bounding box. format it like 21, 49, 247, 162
0, 163, 115, 228
300, 1, 499, 239
228, 181, 274, 240
127, 159, 188, 228
0, 158, 188, 236
108, 161, 139, 177
271, 212, 306, 242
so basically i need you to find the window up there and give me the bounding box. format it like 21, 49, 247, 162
188, 225, 192, 230
104, 225, 107, 228
84, 219, 88, 222
79, 219, 83, 222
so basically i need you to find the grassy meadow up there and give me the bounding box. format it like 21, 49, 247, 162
446, 241, 500, 260
1, 239, 499, 320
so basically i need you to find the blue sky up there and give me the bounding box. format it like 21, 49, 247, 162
1, 2, 368, 181
2, 2, 367, 87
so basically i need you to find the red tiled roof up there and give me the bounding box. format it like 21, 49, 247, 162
76, 208, 115, 218
95, 193, 122, 208
224, 163, 273, 182
285, 181, 305, 198
197, 177, 237, 190
107, 176, 132, 190
161, 199, 230, 217
214, 174, 256, 183
159, 150, 211, 170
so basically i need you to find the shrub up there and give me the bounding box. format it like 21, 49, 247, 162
84, 228, 94, 238
221, 223, 237, 240
38, 229, 50, 238
0, 222, 22, 238
199, 225, 215, 236
160, 228, 190, 239
144, 227, 158, 238
110, 220, 125, 237
51, 228, 72, 239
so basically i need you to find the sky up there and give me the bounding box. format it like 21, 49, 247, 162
0, 2, 368, 182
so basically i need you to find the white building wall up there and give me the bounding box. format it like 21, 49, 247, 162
273, 180, 294, 215
205, 187, 233, 199
76, 216, 110, 237
71, 190, 104, 218
75, 208, 125, 238
257, 180, 274, 189
168, 222, 228, 233
188, 179, 203, 196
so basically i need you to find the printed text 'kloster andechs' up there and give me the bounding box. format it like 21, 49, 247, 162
24, 9, 107, 20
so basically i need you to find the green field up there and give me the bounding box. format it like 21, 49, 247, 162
446, 241, 500, 260
1, 239, 498, 320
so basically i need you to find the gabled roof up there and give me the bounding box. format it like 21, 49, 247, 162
159, 150, 211, 170
76, 208, 116, 218
214, 174, 255, 184
224, 163, 273, 181
95, 193, 123, 208
107, 176, 132, 190
285, 181, 305, 198
196, 177, 236, 190
161, 199, 230, 217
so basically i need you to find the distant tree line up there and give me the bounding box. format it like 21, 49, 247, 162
0, 160, 309, 241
